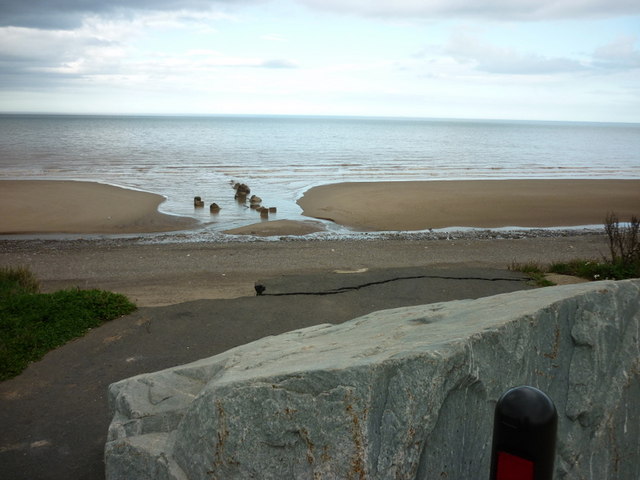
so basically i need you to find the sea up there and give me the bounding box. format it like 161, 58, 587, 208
1, 114, 639, 239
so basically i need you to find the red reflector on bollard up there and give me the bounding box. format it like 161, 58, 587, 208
496, 451, 534, 480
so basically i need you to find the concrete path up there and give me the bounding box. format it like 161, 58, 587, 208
0, 266, 531, 480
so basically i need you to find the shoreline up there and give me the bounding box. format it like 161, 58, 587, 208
298, 179, 640, 231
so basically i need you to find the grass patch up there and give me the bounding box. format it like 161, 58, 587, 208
1, 267, 136, 381
510, 257, 639, 286
509, 262, 555, 287
549, 259, 640, 281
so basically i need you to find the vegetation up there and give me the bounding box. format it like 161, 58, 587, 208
604, 212, 640, 268
508, 261, 555, 287
1, 266, 136, 381
511, 213, 640, 285
0, 266, 40, 297
548, 258, 639, 281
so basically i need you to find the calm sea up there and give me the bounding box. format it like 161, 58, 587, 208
1, 114, 639, 236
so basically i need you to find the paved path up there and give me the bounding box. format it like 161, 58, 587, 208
0, 266, 532, 480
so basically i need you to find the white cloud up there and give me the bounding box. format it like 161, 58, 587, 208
441, 30, 586, 74
0, 25, 126, 88
0, 26, 115, 63
432, 30, 640, 76
0, 0, 249, 29
592, 35, 640, 71
298, 0, 640, 21
260, 58, 298, 68
0, 12, 256, 89
3, 0, 638, 31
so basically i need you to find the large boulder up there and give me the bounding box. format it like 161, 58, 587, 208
105, 280, 640, 479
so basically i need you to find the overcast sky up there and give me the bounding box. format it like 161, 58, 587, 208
1, 0, 639, 122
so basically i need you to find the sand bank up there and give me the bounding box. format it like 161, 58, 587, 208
0, 180, 198, 234
298, 179, 640, 231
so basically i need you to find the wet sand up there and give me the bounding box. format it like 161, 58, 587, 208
0, 180, 198, 234
298, 179, 640, 231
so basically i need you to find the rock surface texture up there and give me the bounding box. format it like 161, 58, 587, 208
105, 280, 640, 479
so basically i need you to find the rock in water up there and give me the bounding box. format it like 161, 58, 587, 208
105, 280, 640, 480
233, 183, 250, 199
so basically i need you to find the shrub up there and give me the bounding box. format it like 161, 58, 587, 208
604, 213, 640, 264
0, 266, 40, 298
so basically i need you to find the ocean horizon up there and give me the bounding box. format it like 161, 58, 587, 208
1, 113, 639, 237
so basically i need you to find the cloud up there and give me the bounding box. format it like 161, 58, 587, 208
592, 35, 640, 71
441, 30, 585, 75
0, 26, 124, 87
0, 21, 298, 91
417, 30, 639, 79
260, 58, 298, 68
6, 0, 639, 31
298, 0, 640, 21
0, 0, 255, 30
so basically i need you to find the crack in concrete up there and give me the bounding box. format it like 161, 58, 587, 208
257, 274, 527, 297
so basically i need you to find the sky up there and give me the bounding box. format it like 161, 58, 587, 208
0, 0, 639, 122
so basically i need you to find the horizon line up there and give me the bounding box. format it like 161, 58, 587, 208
0, 111, 638, 126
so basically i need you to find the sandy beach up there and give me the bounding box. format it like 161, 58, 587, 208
0, 180, 198, 234
298, 179, 640, 231
2, 179, 640, 236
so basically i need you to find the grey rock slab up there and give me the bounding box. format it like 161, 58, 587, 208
105, 280, 640, 479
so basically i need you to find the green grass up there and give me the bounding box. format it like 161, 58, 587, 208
510, 258, 640, 287
549, 259, 640, 281
1, 267, 136, 381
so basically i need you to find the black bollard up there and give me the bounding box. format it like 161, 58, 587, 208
489, 386, 557, 480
